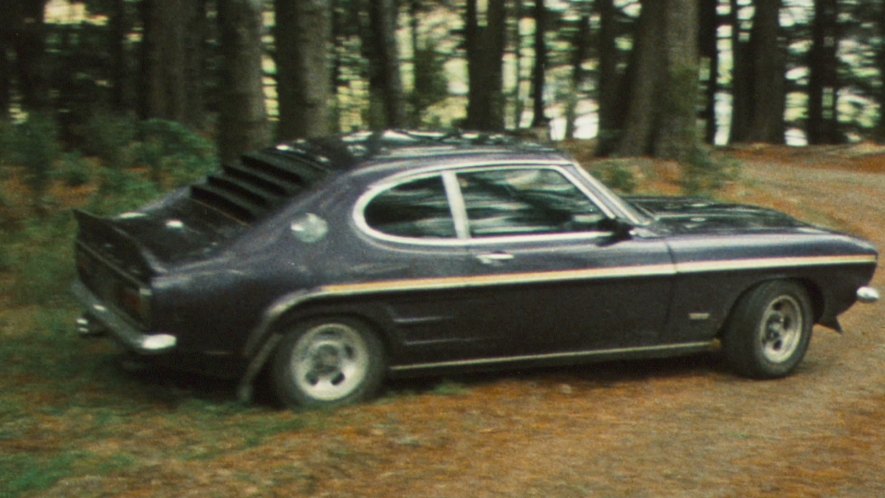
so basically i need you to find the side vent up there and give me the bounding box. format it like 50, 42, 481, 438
189, 151, 327, 221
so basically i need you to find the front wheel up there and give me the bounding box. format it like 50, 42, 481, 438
270, 318, 386, 409
722, 281, 814, 379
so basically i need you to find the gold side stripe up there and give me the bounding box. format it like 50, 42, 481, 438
676, 254, 876, 273
320, 254, 876, 296
322, 264, 677, 295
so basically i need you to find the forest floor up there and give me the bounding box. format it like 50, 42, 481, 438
1, 145, 883, 497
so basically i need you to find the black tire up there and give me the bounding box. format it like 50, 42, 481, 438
722, 281, 813, 379
270, 317, 386, 409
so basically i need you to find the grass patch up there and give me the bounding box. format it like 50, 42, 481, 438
431, 380, 470, 397
0, 452, 80, 497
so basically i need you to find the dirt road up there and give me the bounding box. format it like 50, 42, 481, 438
37, 157, 884, 497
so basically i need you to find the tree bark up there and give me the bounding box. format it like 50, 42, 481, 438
745, 0, 785, 143
615, 0, 666, 156
109, 0, 129, 110
728, 0, 751, 143
511, 0, 524, 128
807, 0, 841, 144
877, 0, 885, 142
529, 0, 547, 129
363, 0, 405, 129
275, 0, 332, 139
699, 0, 719, 144
141, 0, 205, 127
465, 0, 506, 130
10, 0, 49, 110
614, 0, 700, 163
565, 6, 590, 140
0, 25, 10, 118
596, 0, 620, 154
217, 0, 270, 163
653, 0, 699, 161
731, 0, 785, 144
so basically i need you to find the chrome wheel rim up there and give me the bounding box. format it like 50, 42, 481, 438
759, 295, 803, 363
291, 323, 370, 401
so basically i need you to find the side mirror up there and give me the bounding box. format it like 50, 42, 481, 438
598, 217, 633, 240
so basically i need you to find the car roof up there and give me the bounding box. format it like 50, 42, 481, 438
265, 129, 568, 172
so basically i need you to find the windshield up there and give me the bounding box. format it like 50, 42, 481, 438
572, 166, 652, 225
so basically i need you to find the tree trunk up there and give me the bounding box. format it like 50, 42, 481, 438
330, 0, 344, 132
877, 1, 885, 142
217, 0, 270, 163
275, 0, 332, 139
185, 0, 209, 128
731, 0, 785, 144
409, 0, 421, 126
12, 0, 49, 110
364, 0, 405, 129
564, 6, 590, 140
596, 0, 620, 154
653, 0, 699, 161
109, 0, 129, 110
529, 0, 547, 129
511, 0, 524, 128
699, 0, 719, 144
746, 0, 785, 143
614, 0, 700, 162
615, 0, 666, 156
807, 0, 841, 144
728, 0, 752, 143
465, 0, 506, 131
141, 0, 204, 127
0, 28, 10, 118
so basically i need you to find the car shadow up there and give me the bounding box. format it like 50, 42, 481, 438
383, 351, 729, 399
109, 350, 730, 410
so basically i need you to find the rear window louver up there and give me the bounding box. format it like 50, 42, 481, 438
190, 151, 327, 222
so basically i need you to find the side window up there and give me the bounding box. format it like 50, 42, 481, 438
363, 175, 456, 239
459, 168, 605, 237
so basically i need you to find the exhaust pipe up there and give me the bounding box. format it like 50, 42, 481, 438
76, 314, 107, 338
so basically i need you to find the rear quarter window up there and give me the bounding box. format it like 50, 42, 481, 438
363, 175, 456, 239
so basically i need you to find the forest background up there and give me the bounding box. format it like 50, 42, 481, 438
1, 2, 884, 496
1, 0, 883, 168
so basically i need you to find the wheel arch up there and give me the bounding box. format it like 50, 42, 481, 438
717, 276, 823, 339
236, 293, 395, 402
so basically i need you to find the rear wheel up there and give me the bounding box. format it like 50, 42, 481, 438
722, 281, 813, 379
271, 318, 385, 409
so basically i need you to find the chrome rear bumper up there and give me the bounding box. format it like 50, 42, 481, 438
71, 280, 177, 353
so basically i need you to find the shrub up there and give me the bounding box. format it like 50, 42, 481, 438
55, 152, 92, 187
681, 147, 740, 196
593, 160, 638, 194
78, 112, 138, 168
90, 168, 163, 216
3, 114, 61, 201
134, 120, 216, 187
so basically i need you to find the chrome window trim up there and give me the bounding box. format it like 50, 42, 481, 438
571, 164, 650, 225
353, 162, 618, 247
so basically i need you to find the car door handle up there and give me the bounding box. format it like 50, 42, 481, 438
476, 252, 514, 265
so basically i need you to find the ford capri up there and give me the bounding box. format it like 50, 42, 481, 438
72, 130, 879, 408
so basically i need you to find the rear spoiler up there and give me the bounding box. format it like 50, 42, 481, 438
73, 209, 166, 276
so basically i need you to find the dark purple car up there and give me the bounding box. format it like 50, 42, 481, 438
72, 130, 879, 408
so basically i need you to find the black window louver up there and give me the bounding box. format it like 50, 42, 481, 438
190, 150, 328, 221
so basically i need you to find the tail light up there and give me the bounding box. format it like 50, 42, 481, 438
117, 284, 151, 324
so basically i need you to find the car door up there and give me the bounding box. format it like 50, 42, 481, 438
452, 165, 675, 355
348, 172, 484, 363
